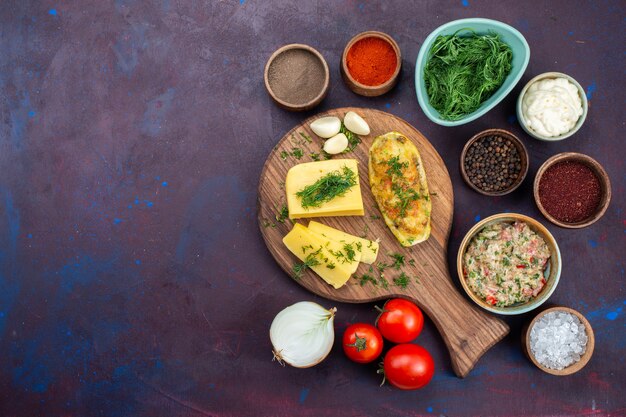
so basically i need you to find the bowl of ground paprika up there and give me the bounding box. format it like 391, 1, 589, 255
534, 152, 611, 228
341, 31, 401, 97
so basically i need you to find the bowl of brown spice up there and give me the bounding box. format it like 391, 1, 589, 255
534, 152, 611, 228
341, 31, 401, 97
460, 129, 529, 196
264, 44, 330, 111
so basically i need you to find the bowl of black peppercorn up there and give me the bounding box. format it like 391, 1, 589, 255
460, 128, 529, 196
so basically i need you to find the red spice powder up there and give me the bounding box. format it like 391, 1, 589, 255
538, 161, 602, 223
346, 37, 397, 86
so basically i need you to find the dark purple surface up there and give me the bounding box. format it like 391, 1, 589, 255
1, 1, 624, 416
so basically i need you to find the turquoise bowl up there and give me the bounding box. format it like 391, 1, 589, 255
415, 18, 530, 126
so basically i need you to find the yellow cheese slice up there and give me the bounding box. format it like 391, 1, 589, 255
282, 223, 361, 289
307, 221, 379, 265
286, 159, 364, 219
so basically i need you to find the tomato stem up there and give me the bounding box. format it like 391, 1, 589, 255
345, 333, 368, 352
374, 304, 389, 326
377, 361, 386, 387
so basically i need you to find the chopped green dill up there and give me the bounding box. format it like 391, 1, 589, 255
301, 244, 314, 253
293, 249, 322, 279
321, 150, 332, 160
392, 184, 420, 217
414, 275, 421, 285
376, 262, 388, 272
408, 259, 415, 266
393, 272, 410, 289
310, 152, 320, 161
361, 224, 370, 238
359, 273, 378, 286
355, 242, 363, 252
424, 30, 513, 121
378, 274, 389, 289
280, 151, 289, 161
389, 253, 405, 270
386, 156, 408, 177
275, 205, 289, 223
339, 122, 361, 152
296, 166, 357, 209
343, 243, 356, 262
370, 214, 381, 220
299, 131, 312, 143
262, 219, 276, 228
292, 147, 303, 160
368, 265, 374, 273
326, 261, 336, 270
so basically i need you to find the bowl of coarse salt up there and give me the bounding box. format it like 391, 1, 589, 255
522, 306, 595, 375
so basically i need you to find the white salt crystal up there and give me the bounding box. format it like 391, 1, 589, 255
529, 311, 588, 370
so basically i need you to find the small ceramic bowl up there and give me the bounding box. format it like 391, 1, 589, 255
457, 213, 561, 315
516, 72, 588, 141
415, 18, 530, 126
460, 128, 529, 196
341, 31, 401, 97
522, 306, 595, 375
533, 152, 611, 228
264, 44, 329, 111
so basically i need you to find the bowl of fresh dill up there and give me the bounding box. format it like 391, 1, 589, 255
415, 18, 530, 126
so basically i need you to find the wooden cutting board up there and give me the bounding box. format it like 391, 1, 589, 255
257, 107, 509, 377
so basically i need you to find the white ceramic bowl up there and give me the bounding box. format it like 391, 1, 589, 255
516, 72, 588, 141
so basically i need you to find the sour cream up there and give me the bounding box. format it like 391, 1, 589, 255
521, 78, 583, 138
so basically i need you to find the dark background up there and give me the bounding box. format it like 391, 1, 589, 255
1, 1, 624, 416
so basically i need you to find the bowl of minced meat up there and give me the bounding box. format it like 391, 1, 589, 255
457, 213, 562, 315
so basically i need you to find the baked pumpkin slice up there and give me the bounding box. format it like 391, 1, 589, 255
368, 131, 431, 246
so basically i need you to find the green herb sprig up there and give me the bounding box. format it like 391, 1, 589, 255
275, 205, 289, 223
389, 253, 406, 270
393, 272, 410, 289
296, 166, 357, 209
340, 123, 361, 152
293, 249, 322, 279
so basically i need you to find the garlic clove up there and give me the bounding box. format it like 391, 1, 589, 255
310, 116, 341, 139
343, 111, 370, 136
323, 133, 349, 155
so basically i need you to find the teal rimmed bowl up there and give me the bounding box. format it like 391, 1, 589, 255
415, 18, 530, 126
457, 213, 562, 315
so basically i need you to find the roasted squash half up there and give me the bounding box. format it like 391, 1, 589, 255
368, 131, 431, 246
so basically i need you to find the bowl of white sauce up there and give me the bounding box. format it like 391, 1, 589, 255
517, 72, 588, 141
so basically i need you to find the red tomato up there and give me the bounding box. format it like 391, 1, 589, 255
376, 298, 424, 343
342, 323, 384, 364
382, 344, 434, 390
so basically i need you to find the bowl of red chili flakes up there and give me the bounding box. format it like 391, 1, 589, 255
534, 152, 611, 229
341, 31, 402, 97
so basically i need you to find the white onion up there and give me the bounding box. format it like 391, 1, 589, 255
270, 301, 336, 368
323, 133, 349, 155
310, 116, 341, 138
343, 111, 370, 136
